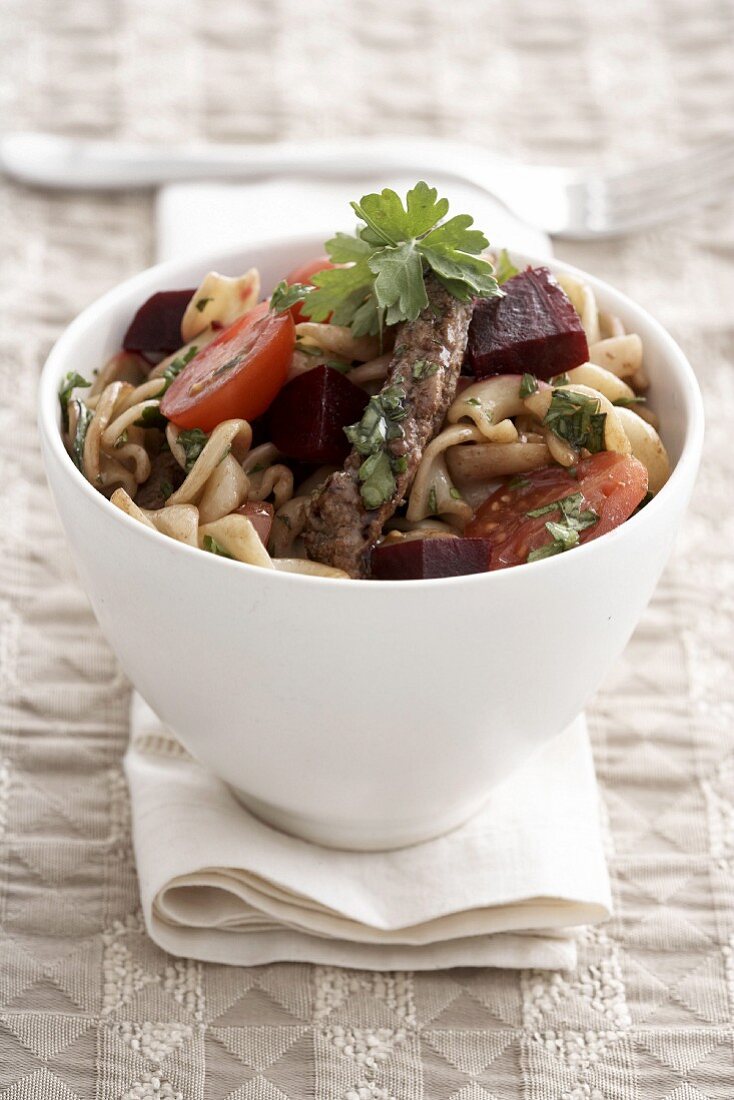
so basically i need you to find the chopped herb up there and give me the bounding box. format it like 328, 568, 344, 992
567, 466, 578, 479
507, 475, 531, 489
58, 372, 91, 430
358, 450, 396, 510
162, 345, 198, 386
300, 181, 501, 337
326, 359, 352, 374
276, 513, 292, 529
393, 456, 408, 474
178, 427, 209, 471
633, 490, 654, 514
544, 389, 607, 453
70, 400, 93, 470
526, 492, 599, 562
495, 248, 519, 285
202, 534, 233, 558
218, 444, 231, 465
114, 430, 128, 448
412, 359, 439, 381
519, 372, 539, 399
552, 372, 571, 387
142, 345, 201, 421
212, 353, 243, 378
248, 463, 266, 474
270, 280, 312, 314
613, 395, 647, 407
195, 296, 214, 312
343, 384, 409, 508
160, 480, 173, 501
527, 540, 568, 562
449, 487, 463, 500
295, 341, 322, 357
465, 397, 482, 407
427, 486, 438, 514
135, 405, 167, 429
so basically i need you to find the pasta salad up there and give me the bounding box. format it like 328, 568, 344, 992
60, 182, 669, 580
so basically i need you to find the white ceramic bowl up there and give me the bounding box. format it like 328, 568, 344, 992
39, 237, 704, 850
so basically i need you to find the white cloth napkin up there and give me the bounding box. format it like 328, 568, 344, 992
126, 696, 611, 970
155, 175, 551, 263
124, 167, 610, 970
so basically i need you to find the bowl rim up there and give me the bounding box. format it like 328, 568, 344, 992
39, 234, 705, 589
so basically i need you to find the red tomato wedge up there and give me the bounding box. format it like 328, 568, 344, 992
285, 255, 335, 322
161, 302, 294, 431
466, 452, 648, 570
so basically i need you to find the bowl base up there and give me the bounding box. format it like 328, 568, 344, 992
229, 785, 502, 851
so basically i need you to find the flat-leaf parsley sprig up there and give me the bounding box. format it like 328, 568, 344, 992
283, 182, 502, 337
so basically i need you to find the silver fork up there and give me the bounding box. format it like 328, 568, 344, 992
2, 132, 732, 239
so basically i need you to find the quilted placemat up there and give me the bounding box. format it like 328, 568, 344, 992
1, 1, 732, 1097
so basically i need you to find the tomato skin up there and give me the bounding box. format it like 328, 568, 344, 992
466, 452, 648, 569
161, 303, 294, 431
285, 255, 334, 322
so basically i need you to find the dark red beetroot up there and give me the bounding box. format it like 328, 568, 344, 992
466, 267, 588, 380
122, 289, 196, 354
371, 538, 492, 580
269, 365, 369, 465
235, 501, 274, 545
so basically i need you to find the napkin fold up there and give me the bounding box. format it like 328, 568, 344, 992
155, 175, 551, 263
126, 695, 611, 970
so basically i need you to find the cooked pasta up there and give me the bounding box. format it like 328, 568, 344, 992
60, 216, 669, 581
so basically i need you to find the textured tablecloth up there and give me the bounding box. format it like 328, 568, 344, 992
1, 1, 733, 1097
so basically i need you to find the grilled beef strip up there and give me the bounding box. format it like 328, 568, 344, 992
302, 275, 473, 577
135, 446, 185, 510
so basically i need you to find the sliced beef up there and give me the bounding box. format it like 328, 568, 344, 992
135, 448, 185, 510
302, 276, 473, 577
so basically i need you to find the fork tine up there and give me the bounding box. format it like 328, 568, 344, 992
606, 139, 734, 194
606, 155, 734, 219
604, 151, 734, 216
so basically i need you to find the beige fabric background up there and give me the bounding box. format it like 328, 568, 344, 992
1, 0, 733, 1096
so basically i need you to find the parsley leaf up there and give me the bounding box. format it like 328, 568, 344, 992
544, 389, 607, 453
526, 493, 599, 562
70, 400, 93, 470
343, 384, 408, 509
178, 428, 209, 471
158, 345, 199, 397
59, 372, 91, 430
412, 359, 439, 381
427, 486, 438, 514
612, 395, 646, 407
202, 534, 233, 558
301, 182, 501, 336
519, 373, 539, 398
136, 345, 200, 428
495, 248, 519, 284
195, 296, 213, 312
270, 280, 312, 314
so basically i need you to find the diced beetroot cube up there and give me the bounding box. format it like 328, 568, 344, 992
467, 267, 588, 380
371, 538, 492, 580
268, 365, 369, 465
122, 289, 195, 353
235, 501, 274, 546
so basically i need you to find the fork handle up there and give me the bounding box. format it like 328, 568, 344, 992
1, 132, 514, 191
